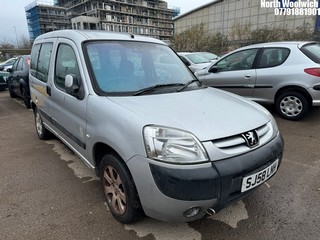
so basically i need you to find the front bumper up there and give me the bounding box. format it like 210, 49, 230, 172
127, 133, 284, 222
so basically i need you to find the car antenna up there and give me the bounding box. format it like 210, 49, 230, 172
128, 32, 135, 39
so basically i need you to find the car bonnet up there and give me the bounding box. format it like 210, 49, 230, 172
109, 87, 270, 142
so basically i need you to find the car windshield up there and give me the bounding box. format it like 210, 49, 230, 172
1, 58, 16, 65
84, 41, 196, 96
185, 53, 211, 64
300, 42, 320, 63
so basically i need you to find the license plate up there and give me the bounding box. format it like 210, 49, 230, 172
241, 159, 279, 192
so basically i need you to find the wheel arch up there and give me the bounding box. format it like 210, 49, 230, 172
93, 142, 123, 176
275, 86, 312, 105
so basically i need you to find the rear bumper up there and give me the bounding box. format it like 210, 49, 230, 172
127, 133, 284, 222
312, 99, 320, 106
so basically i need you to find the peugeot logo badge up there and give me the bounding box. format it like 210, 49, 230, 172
242, 130, 259, 148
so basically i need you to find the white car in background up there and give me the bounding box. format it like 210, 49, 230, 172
178, 52, 212, 72
0, 57, 17, 71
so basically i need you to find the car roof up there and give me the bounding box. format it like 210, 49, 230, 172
34, 29, 166, 45
238, 41, 318, 50
219, 41, 319, 59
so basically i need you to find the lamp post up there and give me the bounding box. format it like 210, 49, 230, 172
13, 26, 18, 48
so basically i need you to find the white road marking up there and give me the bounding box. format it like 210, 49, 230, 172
125, 219, 201, 240
125, 201, 248, 240
208, 200, 248, 228
46, 140, 98, 182
264, 182, 271, 188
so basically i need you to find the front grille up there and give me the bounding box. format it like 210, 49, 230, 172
212, 122, 273, 155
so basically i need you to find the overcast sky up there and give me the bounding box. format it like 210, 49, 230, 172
0, 0, 213, 45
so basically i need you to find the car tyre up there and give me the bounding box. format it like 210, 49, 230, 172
99, 153, 144, 224
34, 107, 52, 140
8, 86, 17, 98
276, 91, 309, 120
22, 87, 31, 109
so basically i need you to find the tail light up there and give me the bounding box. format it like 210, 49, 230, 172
304, 68, 320, 77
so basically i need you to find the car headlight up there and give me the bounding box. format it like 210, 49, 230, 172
143, 125, 209, 164
269, 114, 279, 138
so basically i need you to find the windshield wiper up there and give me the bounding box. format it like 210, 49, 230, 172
176, 79, 202, 92
133, 83, 184, 96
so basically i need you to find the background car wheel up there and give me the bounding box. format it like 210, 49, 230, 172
22, 87, 31, 109
34, 107, 52, 140
8, 86, 17, 98
99, 153, 143, 224
275, 91, 309, 120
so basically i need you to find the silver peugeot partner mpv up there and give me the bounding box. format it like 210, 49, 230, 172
30, 30, 284, 223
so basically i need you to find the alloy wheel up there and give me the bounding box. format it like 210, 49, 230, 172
35, 111, 43, 135
103, 165, 127, 215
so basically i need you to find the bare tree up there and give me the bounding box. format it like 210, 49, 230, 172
0, 35, 15, 49
290, 23, 313, 41
229, 22, 252, 47
173, 23, 228, 54
18, 35, 32, 49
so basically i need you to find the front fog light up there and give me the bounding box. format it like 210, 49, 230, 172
143, 126, 209, 164
183, 206, 203, 218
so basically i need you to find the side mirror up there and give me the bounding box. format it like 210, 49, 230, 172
179, 57, 191, 66
65, 74, 84, 100
7, 68, 13, 73
208, 66, 219, 73
184, 60, 191, 67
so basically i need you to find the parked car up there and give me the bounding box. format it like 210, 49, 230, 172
195, 41, 320, 120
197, 52, 218, 61
0, 57, 17, 71
0, 71, 9, 90
7, 55, 31, 108
177, 52, 212, 72
30, 30, 283, 224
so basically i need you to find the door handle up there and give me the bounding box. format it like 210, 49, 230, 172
46, 86, 51, 96
244, 74, 251, 79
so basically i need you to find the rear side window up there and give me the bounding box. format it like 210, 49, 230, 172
257, 48, 290, 68
30, 43, 53, 82
300, 43, 320, 63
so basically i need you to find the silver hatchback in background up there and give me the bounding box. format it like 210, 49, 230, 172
195, 41, 320, 120
30, 30, 284, 224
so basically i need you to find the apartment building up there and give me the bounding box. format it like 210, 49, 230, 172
25, 0, 178, 42
25, 1, 70, 41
